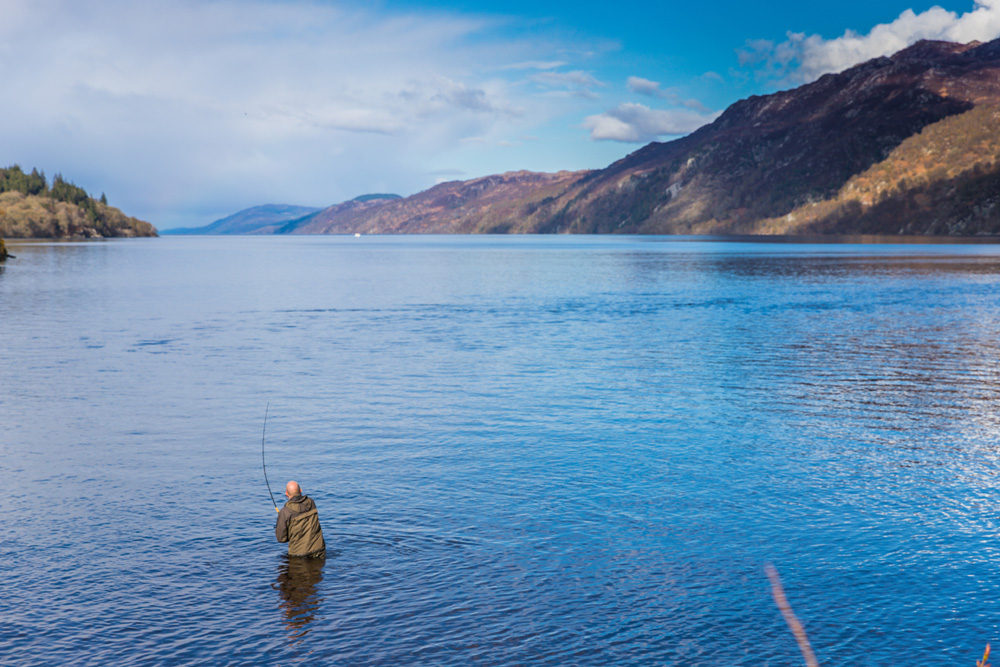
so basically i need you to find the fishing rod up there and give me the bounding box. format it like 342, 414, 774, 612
262, 403, 279, 513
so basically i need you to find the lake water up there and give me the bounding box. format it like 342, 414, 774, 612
2, 235, 1000, 666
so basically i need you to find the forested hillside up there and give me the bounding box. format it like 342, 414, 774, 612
0, 165, 156, 238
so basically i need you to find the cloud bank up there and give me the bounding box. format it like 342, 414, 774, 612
0, 0, 613, 227
742, 0, 1000, 83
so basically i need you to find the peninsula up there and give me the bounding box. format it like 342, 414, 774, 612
0, 166, 157, 239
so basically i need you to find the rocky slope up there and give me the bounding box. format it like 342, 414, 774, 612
288, 38, 1000, 236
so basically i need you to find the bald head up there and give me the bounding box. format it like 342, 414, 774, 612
285, 480, 301, 498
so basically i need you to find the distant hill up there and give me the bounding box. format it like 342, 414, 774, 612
282, 172, 583, 234
280, 38, 1000, 236
168, 195, 402, 234
163, 204, 322, 235
0, 165, 156, 238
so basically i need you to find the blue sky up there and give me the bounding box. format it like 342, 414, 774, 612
2, 0, 999, 228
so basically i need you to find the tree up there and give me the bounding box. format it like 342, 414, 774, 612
27, 168, 46, 195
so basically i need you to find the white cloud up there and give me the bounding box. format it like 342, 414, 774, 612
529, 70, 606, 98
0, 0, 605, 227
625, 76, 711, 112
582, 103, 717, 142
533, 70, 605, 87
626, 76, 665, 97
497, 60, 568, 71
742, 0, 1000, 83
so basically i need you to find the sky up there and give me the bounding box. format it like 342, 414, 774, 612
3, 0, 1000, 229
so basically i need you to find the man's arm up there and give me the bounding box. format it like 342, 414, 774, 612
275, 507, 290, 543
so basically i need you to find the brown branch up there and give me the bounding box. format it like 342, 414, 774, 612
977, 643, 991, 667
766, 564, 819, 667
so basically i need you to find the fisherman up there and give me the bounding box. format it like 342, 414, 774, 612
275, 480, 326, 558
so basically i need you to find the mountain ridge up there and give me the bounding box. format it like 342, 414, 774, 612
284, 171, 585, 234
163, 204, 322, 235
279, 37, 1000, 236
169, 195, 403, 235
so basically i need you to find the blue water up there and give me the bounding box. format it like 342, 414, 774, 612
2, 235, 999, 665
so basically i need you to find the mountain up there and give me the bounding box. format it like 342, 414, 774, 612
286, 38, 1000, 236
0, 166, 156, 238
549, 38, 1000, 235
169, 195, 403, 234
164, 204, 322, 235
283, 174, 579, 234
279, 194, 402, 233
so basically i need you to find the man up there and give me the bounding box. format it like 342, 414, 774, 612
275, 480, 326, 557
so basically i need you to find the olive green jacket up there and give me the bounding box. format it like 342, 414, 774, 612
275, 494, 326, 557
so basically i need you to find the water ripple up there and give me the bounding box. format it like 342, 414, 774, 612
3, 236, 1000, 664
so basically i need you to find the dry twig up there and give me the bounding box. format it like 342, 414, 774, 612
766, 564, 819, 667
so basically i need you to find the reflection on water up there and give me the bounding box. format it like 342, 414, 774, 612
274, 555, 326, 641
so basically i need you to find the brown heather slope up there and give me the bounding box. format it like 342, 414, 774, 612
286, 38, 1000, 236
285, 170, 586, 234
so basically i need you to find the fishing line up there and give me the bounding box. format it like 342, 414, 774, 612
262, 402, 278, 512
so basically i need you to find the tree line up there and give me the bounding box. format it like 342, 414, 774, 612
0, 164, 108, 223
